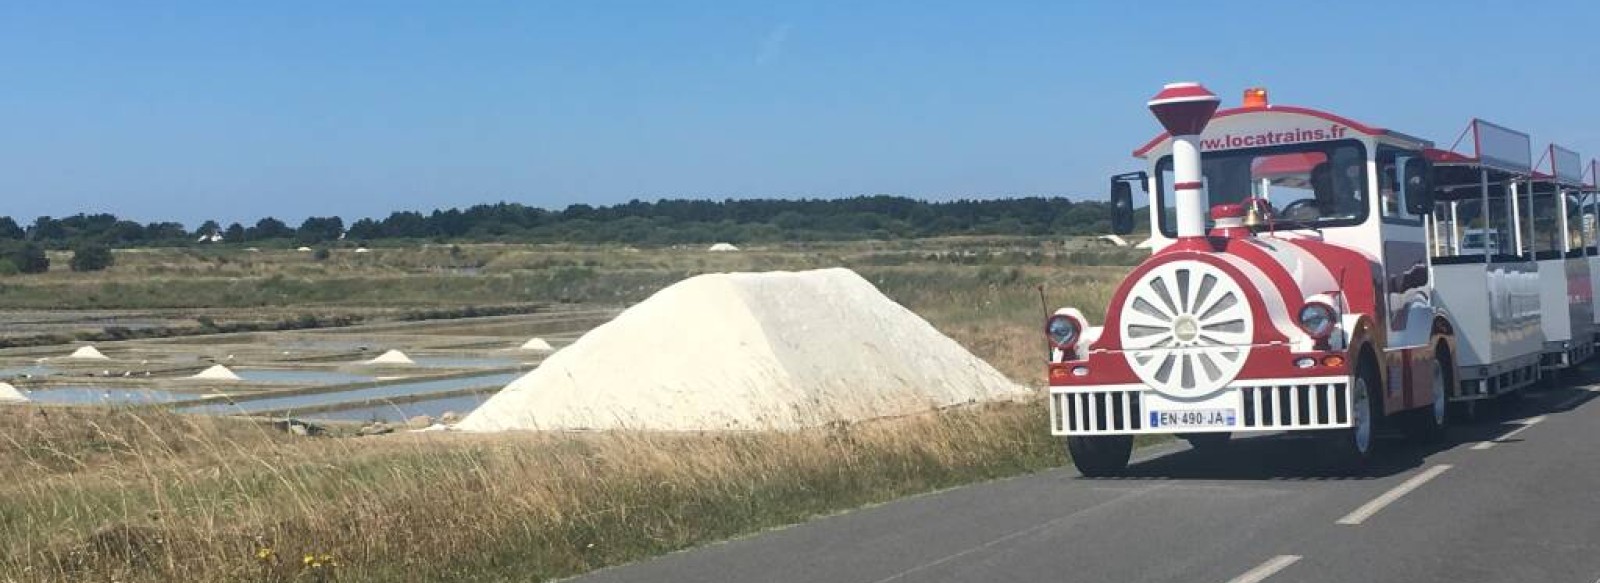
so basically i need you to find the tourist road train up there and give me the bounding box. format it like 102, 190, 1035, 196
1045, 82, 1599, 475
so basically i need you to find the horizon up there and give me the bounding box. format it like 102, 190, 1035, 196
2, 1, 1597, 225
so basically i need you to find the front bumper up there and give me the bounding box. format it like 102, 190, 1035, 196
1049, 376, 1352, 436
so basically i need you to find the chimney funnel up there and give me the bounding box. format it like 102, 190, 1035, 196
1148, 82, 1221, 239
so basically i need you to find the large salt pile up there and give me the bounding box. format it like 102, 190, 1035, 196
460, 268, 1029, 432
68, 346, 110, 360
190, 365, 241, 381
0, 382, 26, 403
365, 350, 415, 365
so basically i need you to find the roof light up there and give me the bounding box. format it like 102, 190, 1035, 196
1243, 87, 1269, 109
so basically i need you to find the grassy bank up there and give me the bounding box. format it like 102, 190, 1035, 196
0, 402, 1061, 582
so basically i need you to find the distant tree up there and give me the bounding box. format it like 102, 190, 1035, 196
248, 217, 294, 240
69, 243, 114, 272
143, 222, 189, 243
9, 242, 48, 274
297, 216, 344, 244
224, 222, 246, 242
194, 220, 222, 239
0, 217, 23, 240
346, 218, 381, 240
27, 216, 65, 243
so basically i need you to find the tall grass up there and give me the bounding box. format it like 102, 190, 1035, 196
0, 403, 1058, 582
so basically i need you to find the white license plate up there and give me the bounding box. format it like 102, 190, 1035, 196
1149, 408, 1236, 429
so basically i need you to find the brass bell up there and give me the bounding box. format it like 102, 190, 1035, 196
1244, 201, 1266, 228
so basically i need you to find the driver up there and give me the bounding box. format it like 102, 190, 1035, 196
1310, 162, 1337, 215
1280, 163, 1337, 221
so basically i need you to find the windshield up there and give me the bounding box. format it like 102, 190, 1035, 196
1157, 140, 1368, 237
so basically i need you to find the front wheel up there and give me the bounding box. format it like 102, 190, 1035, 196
1322, 364, 1380, 472
1067, 435, 1133, 477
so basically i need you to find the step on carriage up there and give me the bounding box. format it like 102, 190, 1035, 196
1045, 82, 1594, 475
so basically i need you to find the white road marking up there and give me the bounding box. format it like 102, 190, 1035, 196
1471, 416, 1546, 450
1336, 464, 1452, 525
1224, 555, 1302, 583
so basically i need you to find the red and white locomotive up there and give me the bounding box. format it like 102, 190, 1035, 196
1046, 82, 1595, 475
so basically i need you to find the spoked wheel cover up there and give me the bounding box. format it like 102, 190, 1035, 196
1119, 261, 1253, 398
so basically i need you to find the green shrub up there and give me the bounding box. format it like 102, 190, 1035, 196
9, 243, 48, 274
69, 244, 115, 272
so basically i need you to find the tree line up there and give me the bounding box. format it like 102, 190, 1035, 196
6, 196, 1127, 250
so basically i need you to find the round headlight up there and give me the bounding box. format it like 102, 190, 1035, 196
1046, 315, 1082, 349
1298, 302, 1336, 339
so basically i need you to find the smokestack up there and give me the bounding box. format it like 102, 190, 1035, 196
1147, 82, 1221, 239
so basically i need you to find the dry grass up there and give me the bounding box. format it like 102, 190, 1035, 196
0, 240, 1135, 583
0, 403, 1058, 582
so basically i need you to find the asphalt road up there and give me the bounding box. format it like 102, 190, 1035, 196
573, 373, 1600, 583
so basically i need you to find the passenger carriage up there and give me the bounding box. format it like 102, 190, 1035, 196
1583, 160, 1600, 338
1424, 123, 1545, 400
1523, 145, 1595, 371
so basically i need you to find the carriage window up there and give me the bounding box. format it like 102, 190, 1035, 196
1565, 193, 1586, 253
1156, 140, 1367, 237
1431, 178, 1518, 260
1528, 191, 1563, 256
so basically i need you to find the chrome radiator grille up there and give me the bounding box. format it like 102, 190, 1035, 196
1237, 382, 1350, 429
1051, 391, 1143, 433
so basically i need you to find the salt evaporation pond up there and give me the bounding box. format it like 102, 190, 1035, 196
304, 392, 494, 423
24, 386, 193, 405
411, 356, 519, 369
234, 369, 376, 384
179, 372, 519, 416
0, 365, 61, 378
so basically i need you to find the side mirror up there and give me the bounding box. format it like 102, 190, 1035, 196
1110, 180, 1135, 235
1403, 157, 1434, 215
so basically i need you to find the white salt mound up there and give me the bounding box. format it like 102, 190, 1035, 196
366, 350, 415, 365
0, 382, 26, 403
191, 364, 241, 381
707, 242, 739, 252
519, 338, 554, 351
68, 346, 110, 360
460, 268, 1029, 432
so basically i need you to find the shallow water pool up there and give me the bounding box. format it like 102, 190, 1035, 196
234, 369, 376, 385
303, 392, 494, 424
23, 386, 195, 405
179, 372, 518, 416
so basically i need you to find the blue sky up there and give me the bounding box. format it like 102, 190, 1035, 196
0, 1, 1595, 225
